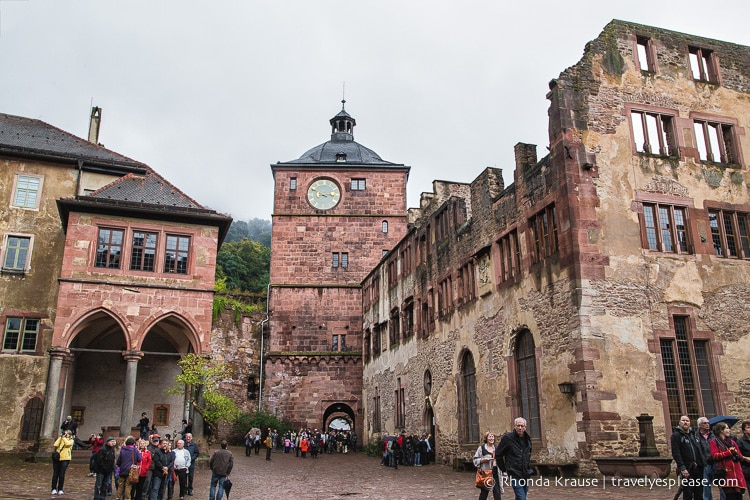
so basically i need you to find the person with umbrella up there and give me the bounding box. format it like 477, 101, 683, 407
209, 440, 233, 500
710, 422, 746, 500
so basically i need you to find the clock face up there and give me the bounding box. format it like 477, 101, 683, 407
307, 179, 341, 210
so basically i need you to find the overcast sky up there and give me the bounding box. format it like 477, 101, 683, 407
2, 1, 750, 222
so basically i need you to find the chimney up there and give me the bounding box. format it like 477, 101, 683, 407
513, 143, 537, 177
88, 107, 102, 144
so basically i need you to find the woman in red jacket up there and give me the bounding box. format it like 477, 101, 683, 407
711, 422, 747, 500
133, 438, 152, 500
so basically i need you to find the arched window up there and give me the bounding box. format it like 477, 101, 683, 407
382, 221, 388, 233
458, 350, 479, 443
516, 330, 541, 438
21, 397, 43, 441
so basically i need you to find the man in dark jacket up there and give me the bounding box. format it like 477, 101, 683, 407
184, 432, 200, 496
93, 436, 116, 500
497, 417, 532, 500
209, 440, 234, 500
149, 438, 171, 500
672, 415, 704, 500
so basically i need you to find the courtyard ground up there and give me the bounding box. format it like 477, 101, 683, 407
0, 446, 723, 499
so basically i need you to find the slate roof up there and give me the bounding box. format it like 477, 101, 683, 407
0, 113, 146, 172
88, 168, 203, 209
288, 139, 398, 165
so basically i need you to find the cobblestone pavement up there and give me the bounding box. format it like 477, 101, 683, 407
0, 447, 724, 499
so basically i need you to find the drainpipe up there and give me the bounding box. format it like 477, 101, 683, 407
258, 283, 270, 412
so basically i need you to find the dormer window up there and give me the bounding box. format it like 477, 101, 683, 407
336, 153, 347, 163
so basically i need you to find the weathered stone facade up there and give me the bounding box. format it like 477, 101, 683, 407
362, 21, 750, 473
265, 106, 409, 432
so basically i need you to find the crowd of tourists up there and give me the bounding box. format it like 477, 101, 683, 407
50, 413, 200, 500
380, 430, 435, 468
244, 427, 359, 459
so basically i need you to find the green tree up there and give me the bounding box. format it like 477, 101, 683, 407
225, 218, 271, 247
168, 354, 241, 439
216, 238, 270, 293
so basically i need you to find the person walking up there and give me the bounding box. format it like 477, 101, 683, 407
497, 417, 532, 500
264, 430, 273, 461
93, 437, 117, 500
209, 440, 234, 500
50, 429, 74, 495
474, 431, 503, 500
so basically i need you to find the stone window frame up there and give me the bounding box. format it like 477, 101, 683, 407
640, 202, 692, 255
630, 109, 677, 157
92, 222, 197, 278
10, 173, 44, 211
527, 204, 558, 265
394, 378, 406, 429
692, 116, 742, 166
129, 231, 159, 272
457, 349, 479, 444
290, 177, 297, 191
153, 404, 170, 428
402, 297, 414, 340
506, 328, 546, 447
1, 232, 34, 274
456, 258, 476, 307
624, 103, 685, 159
164, 234, 191, 275
437, 274, 453, 319
1, 315, 42, 354
653, 309, 721, 431
331, 333, 347, 352
371, 388, 381, 433
95, 227, 125, 269
688, 46, 720, 84
634, 35, 657, 73
706, 207, 750, 259
351, 178, 366, 191
495, 228, 522, 286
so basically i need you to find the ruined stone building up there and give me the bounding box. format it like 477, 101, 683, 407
0, 109, 231, 451
266, 105, 410, 432
361, 20, 750, 470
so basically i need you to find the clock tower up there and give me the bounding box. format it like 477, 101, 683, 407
265, 102, 410, 433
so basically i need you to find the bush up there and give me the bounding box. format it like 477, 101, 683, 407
228, 410, 292, 445
364, 437, 384, 458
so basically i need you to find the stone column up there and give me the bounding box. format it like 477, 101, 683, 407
37, 348, 70, 460
119, 351, 143, 439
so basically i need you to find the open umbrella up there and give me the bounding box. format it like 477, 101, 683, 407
223, 478, 232, 498
708, 415, 740, 427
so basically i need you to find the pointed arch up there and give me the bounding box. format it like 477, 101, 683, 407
137, 311, 201, 354
63, 307, 129, 349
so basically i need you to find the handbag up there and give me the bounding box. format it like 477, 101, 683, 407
128, 450, 140, 483
476, 468, 495, 490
